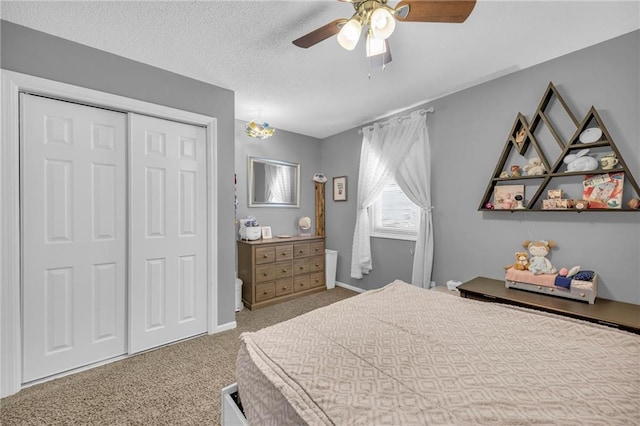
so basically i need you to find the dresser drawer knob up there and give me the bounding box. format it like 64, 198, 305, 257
315, 263, 320, 267
299, 250, 304, 253
282, 286, 287, 290
282, 252, 287, 255
580, 292, 585, 297
263, 254, 268, 258
282, 269, 287, 273
299, 282, 304, 286
264, 291, 268, 295
263, 272, 268, 276
299, 266, 304, 270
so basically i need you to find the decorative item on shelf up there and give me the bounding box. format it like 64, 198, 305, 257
493, 185, 524, 210
510, 165, 521, 177
578, 127, 603, 144
627, 198, 640, 210
514, 128, 526, 151
239, 218, 262, 241
542, 189, 575, 210
599, 152, 619, 170
484, 202, 494, 210
504, 251, 529, 271
563, 149, 598, 172
261, 226, 272, 239
245, 119, 275, 140
523, 157, 545, 175
499, 171, 509, 178
547, 189, 562, 199
523, 240, 557, 275
513, 194, 525, 209
298, 216, 312, 236
333, 176, 348, 201
574, 199, 588, 210
583, 172, 624, 209
312, 173, 328, 183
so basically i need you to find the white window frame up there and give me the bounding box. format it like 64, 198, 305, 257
369, 179, 419, 241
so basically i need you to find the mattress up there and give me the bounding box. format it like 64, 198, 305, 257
236, 280, 640, 425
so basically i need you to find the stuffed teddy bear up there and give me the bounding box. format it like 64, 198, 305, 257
523, 240, 557, 275
523, 157, 546, 175
505, 251, 530, 271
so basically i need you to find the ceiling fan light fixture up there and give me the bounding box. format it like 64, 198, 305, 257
370, 6, 396, 40
337, 17, 362, 50
366, 31, 386, 57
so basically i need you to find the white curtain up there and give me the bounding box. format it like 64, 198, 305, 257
395, 123, 434, 287
350, 110, 428, 279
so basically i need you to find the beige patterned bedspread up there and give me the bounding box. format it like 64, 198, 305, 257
237, 280, 640, 425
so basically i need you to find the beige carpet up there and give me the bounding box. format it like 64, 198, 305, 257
1, 287, 357, 425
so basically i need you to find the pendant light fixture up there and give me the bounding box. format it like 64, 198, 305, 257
245, 111, 275, 139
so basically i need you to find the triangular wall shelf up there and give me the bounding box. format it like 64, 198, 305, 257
479, 82, 640, 212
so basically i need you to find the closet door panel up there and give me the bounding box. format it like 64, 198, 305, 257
129, 114, 207, 354
21, 94, 127, 382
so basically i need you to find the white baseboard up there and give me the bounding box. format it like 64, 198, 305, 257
335, 281, 366, 293
215, 321, 237, 334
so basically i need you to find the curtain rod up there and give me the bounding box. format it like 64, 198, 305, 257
358, 107, 434, 134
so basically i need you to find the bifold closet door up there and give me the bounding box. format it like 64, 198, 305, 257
21, 94, 127, 382
129, 114, 208, 354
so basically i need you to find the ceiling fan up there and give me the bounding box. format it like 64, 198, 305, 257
293, 0, 476, 62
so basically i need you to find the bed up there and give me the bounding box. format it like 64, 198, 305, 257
235, 280, 639, 425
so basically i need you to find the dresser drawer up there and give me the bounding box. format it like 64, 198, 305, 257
309, 255, 324, 273
310, 272, 325, 289
255, 247, 275, 264
275, 278, 293, 297
293, 258, 309, 275
255, 282, 276, 302
255, 264, 275, 283
309, 241, 325, 256
294, 243, 309, 258
274, 260, 292, 279
293, 275, 309, 292
275, 244, 294, 261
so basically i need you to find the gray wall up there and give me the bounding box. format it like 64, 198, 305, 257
322, 30, 640, 303
235, 120, 322, 238
1, 21, 238, 325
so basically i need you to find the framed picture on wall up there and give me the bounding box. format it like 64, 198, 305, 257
333, 176, 347, 201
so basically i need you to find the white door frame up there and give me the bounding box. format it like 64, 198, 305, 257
1, 69, 219, 398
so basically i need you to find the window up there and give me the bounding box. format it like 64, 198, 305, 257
369, 178, 419, 241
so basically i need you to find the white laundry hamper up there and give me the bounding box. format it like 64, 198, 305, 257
235, 276, 244, 312
325, 249, 338, 289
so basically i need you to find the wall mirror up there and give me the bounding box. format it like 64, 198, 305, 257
249, 157, 300, 207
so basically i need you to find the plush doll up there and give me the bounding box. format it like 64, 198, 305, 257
523, 157, 546, 175
523, 240, 557, 275
505, 251, 530, 271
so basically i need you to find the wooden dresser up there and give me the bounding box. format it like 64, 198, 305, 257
237, 236, 326, 310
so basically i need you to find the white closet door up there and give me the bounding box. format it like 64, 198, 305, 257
21, 94, 127, 382
129, 114, 207, 354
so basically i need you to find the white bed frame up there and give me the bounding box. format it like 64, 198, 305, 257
221, 383, 248, 426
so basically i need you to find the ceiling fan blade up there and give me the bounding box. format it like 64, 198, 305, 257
292, 19, 348, 48
395, 0, 476, 23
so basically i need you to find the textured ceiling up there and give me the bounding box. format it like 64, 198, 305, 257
1, 1, 639, 138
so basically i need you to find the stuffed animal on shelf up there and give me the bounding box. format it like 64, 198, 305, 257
523, 157, 546, 175
523, 240, 557, 275
505, 251, 530, 271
